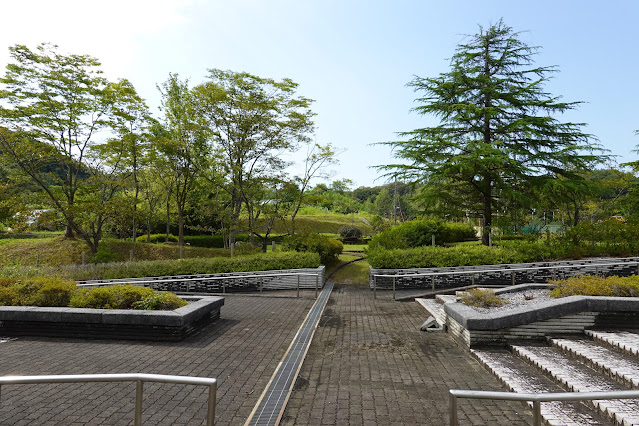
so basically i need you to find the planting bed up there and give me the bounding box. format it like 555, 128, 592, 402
441, 284, 639, 348
0, 296, 224, 341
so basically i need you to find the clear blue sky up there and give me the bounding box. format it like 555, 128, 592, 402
1, 0, 637, 188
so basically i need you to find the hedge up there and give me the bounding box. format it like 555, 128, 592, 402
369, 219, 476, 250
0, 252, 322, 281
367, 245, 523, 269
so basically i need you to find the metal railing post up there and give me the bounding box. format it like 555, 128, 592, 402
260, 277, 263, 293
431, 275, 435, 292
533, 401, 541, 426
373, 275, 377, 299
297, 275, 300, 298
135, 380, 143, 426
392, 276, 396, 301
207, 382, 217, 426
449, 392, 457, 425
315, 274, 318, 299
511, 271, 515, 286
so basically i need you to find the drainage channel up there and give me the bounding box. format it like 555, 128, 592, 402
245, 282, 334, 426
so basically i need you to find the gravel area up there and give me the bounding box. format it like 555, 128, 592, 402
465, 289, 553, 314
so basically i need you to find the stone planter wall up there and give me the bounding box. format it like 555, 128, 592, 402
0, 296, 224, 341
443, 288, 639, 347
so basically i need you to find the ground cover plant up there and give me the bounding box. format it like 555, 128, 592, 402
458, 288, 507, 308
0, 278, 186, 310
549, 275, 639, 298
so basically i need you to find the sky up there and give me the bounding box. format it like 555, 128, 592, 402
1, 0, 638, 188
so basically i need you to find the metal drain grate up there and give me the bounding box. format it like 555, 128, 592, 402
245, 282, 333, 426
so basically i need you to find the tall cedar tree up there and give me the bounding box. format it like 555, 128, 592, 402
380, 20, 605, 245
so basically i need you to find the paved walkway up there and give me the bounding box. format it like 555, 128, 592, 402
281, 286, 532, 425
0, 296, 315, 425
1, 286, 532, 425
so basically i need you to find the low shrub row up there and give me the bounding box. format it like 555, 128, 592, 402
0, 278, 186, 310
550, 275, 639, 298
367, 245, 523, 269
369, 219, 476, 250
0, 252, 322, 281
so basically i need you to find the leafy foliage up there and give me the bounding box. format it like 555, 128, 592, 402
379, 20, 606, 245
369, 219, 475, 250
550, 275, 639, 298
459, 289, 507, 308
135, 234, 179, 244
284, 233, 343, 264
338, 225, 363, 241
0, 252, 321, 281
367, 245, 522, 269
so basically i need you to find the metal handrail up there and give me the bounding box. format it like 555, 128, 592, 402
78, 272, 321, 286
449, 388, 639, 425
78, 272, 324, 298
371, 260, 639, 299
0, 373, 217, 426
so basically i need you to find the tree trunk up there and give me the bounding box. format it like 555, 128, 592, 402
177, 206, 184, 246
482, 193, 492, 246
166, 198, 171, 242
64, 213, 75, 239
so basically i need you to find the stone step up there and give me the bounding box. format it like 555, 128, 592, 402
415, 298, 446, 326
550, 337, 639, 389
512, 344, 639, 425
472, 348, 610, 425
586, 330, 639, 358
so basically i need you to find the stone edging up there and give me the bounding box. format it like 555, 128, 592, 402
444, 291, 639, 331
0, 296, 224, 341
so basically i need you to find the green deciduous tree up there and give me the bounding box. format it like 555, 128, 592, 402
379, 20, 606, 245
0, 43, 141, 253
155, 74, 208, 247
193, 69, 315, 246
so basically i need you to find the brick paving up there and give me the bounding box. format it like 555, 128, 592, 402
0, 295, 314, 425
281, 285, 532, 425
1, 284, 535, 425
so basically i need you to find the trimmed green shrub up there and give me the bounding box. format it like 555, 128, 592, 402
135, 234, 178, 244
339, 226, 363, 242
91, 245, 118, 264
367, 245, 524, 269
369, 219, 476, 250
284, 233, 343, 264
70, 285, 155, 309
133, 292, 188, 310
0, 277, 77, 307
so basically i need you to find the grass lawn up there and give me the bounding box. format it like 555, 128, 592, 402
328, 254, 369, 286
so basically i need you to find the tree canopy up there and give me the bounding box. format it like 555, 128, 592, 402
379, 20, 607, 244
